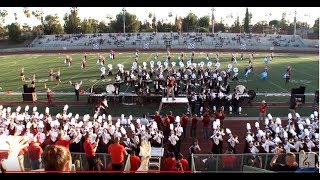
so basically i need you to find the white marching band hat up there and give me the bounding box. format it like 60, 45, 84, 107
233, 67, 238, 73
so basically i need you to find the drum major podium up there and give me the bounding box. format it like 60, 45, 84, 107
158, 97, 191, 115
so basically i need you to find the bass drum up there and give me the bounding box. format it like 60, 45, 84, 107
247, 90, 256, 100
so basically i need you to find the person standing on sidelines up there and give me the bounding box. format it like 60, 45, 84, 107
259, 100, 267, 123
69, 80, 82, 101
44, 83, 53, 105
83, 133, 99, 171
108, 137, 128, 171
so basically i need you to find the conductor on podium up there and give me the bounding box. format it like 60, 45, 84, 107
167, 74, 176, 101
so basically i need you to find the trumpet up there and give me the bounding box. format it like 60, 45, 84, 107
300, 140, 305, 144
289, 138, 295, 144
267, 136, 274, 141
254, 141, 260, 147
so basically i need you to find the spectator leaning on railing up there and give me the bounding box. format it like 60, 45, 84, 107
269, 147, 298, 172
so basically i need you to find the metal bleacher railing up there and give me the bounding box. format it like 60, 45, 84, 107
191, 152, 319, 173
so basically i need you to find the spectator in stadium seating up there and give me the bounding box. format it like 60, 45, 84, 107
42, 145, 71, 171
83, 132, 99, 171
108, 137, 128, 171
177, 153, 189, 171
202, 111, 211, 141
222, 149, 236, 171
129, 150, 141, 172
247, 155, 263, 168
181, 112, 189, 138
95, 158, 105, 171
191, 114, 198, 138
269, 148, 298, 172
2, 138, 72, 172
27, 139, 43, 170
259, 100, 267, 123
164, 152, 176, 171
74, 159, 81, 171
172, 161, 184, 172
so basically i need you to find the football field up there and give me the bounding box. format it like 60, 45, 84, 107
0, 52, 318, 103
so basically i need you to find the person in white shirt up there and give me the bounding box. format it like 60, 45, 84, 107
69, 80, 82, 101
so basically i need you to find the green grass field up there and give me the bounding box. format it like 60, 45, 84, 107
0, 52, 318, 103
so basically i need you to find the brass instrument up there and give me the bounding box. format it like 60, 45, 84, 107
267, 135, 274, 141
254, 141, 260, 147
289, 138, 295, 144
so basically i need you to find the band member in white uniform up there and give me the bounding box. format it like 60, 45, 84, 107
70, 80, 82, 101
20, 67, 25, 81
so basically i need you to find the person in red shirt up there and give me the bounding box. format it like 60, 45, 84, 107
259, 100, 267, 123
55, 130, 77, 150
222, 149, 236, 171
215, 107, 225, 128
181, 112, 189, 138
108, 137, 128, 171
27, 139, 43, 170
168, 111, 175, 124
177, 153, 189, 171
191, 114, 198, 138
83, 133, 99, 170
162, 115, 171, 143
202, 112, 211, 141
172, 161, 183, 172
163, 152, 176, 171
153, 111, 162, 130
129, 150, 141, 172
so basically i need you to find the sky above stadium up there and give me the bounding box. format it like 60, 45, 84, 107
1, 7, 319, 27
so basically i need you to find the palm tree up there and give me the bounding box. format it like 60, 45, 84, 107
14, 13, 18, 22
0, 9, 8, 25
31, 9, 44, 35
23, 7, 31, 18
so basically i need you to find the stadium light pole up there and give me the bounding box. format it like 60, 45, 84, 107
122, 7, 126, 35
211, 8, 215, 34
293, 10, 297, 38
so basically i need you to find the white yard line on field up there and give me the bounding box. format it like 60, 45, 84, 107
290, 68, 318, 79
253, 73, 290, 93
